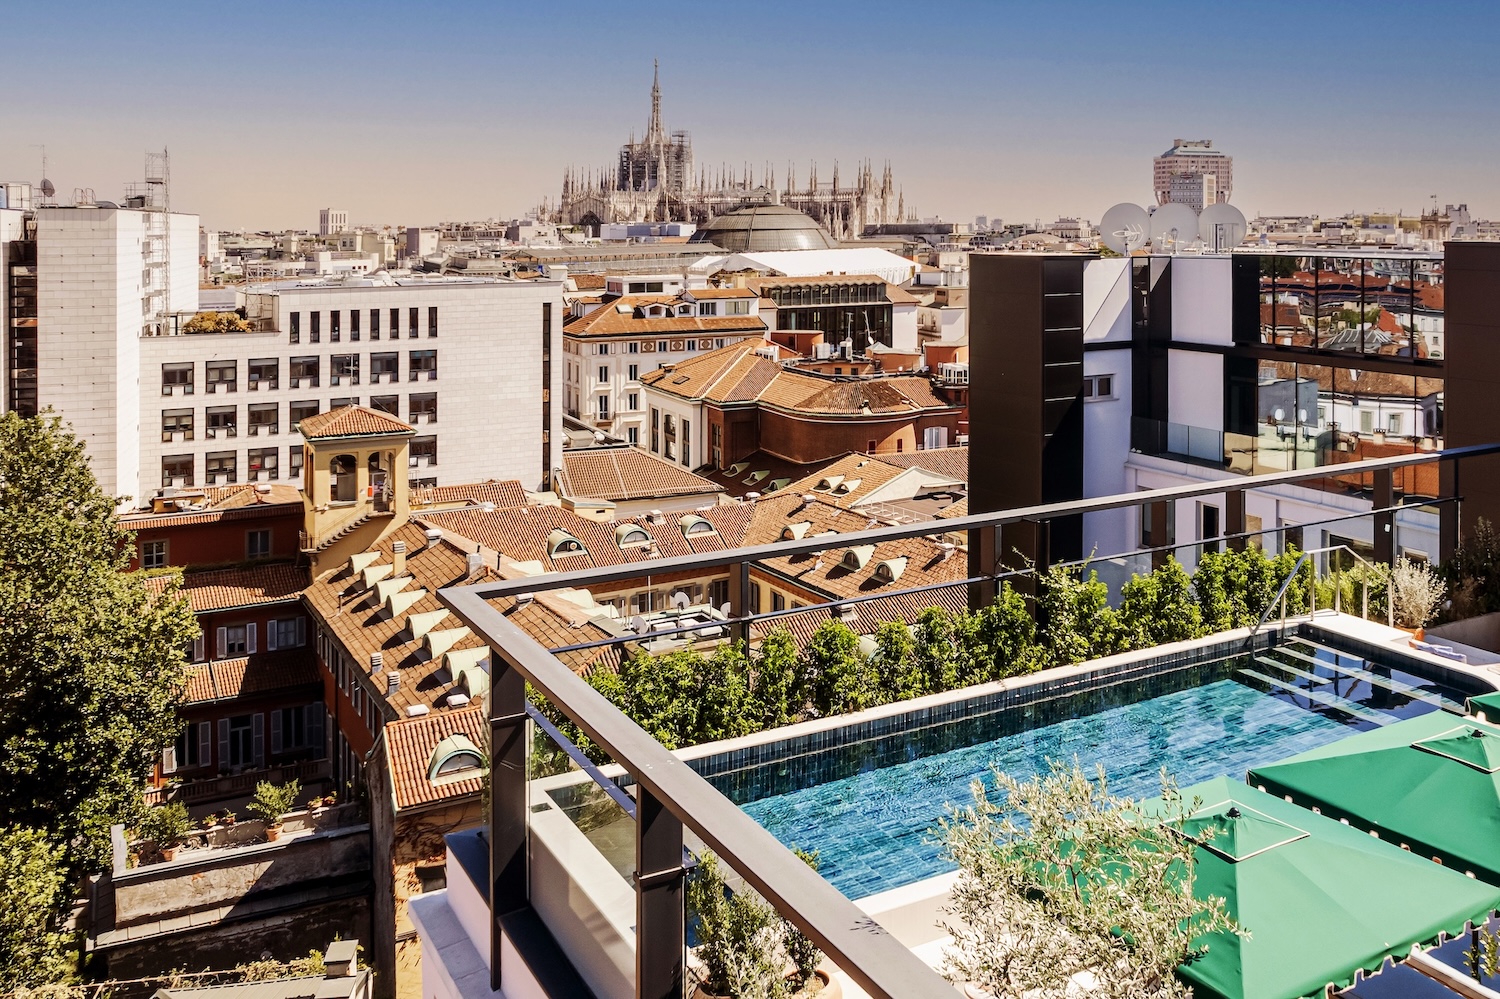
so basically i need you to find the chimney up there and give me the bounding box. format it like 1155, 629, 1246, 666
466, 551, 485, 576
386, 671, 400, 695
324, 939, 359, 977
391, 541, 407, 577
425, 527, 443, 549
369, 651, 383, 676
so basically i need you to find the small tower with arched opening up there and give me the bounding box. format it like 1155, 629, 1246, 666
296, 405, 416, 565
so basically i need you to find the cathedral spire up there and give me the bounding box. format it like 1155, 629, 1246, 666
647, 59, 664, 143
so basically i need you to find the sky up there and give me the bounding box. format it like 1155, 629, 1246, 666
2, 0, 1497, 232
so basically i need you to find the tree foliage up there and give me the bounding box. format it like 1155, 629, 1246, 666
0, 413, 197, 871
1441, 517, 1500, 620
939, 761, 1237, 998
1389, 557, 1446, 629
0, 825, 74, 988
181, 310, 251, 334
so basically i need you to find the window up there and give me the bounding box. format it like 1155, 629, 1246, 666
596, 395, 609, 420
1199, 503, 1221, 556
204, 360, 237, 394
409, 349, 436, 381
650, 408, 660, 453
205, 451, 237, 484
274, 706, 305, 754
162, 454, 193, 487
1388, 412, 1402, 434
141, 539, 168, 569
598, 365, 610, 384
310, 311, 321, 343
268, 617, 306, 649
226, 714, 255, 768
289, 447, 304, 479
657, 340, 668, 353
371, 352, 399, 383
628, 341, 640, 354
169, 721, 210, 772
331, 397, 359, 409
1139, 491, 1176, 549
290, 356, 320, 388
411, 436, 437, 468
1359, 409, 1374, 434
699, 302, 718, 316
428, 306, 438, 337
772, 592, 786, 612
161, 362, 194, 395
596, 343, 610, 356
627, 426, 639, 444
725, 300, 750, 316
219, 623, 255, 657
370, 308, 380, 340
329, 310, 341, 342
161, 409, 193, 441
685, 339, 698, 351
248, 402, 278, 435
371, 394, 399, 416
409, 393, 437, 424
1083, 374, 1114, 400
206, 405, 237, 438
409, 307, 420, 339
248, 358, 278, 390
681, 420, 690, 467
289, 311, 301, 344
627, 392, 639, 411
331, 353, 360, 386
714, 338, 725, 349
628, 364, 639, 381
350, 309, 360, 341
247, 529, 272, 559
290, 400, 319, 424
248, 447, 279, 480
390, 308, 400, 340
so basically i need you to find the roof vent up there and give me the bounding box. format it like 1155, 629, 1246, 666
386, 671, 400, 694
649, 509, 666, 525
406, 704, 430, 717
515, 591, 534, 607
744, 491, 761, 501
369, 651, 383, 674
391, 540, 407, 577
479, 501, 497, 512
466, 551, 485, 575
447, 692, 471, 708
425, 527, 444, 548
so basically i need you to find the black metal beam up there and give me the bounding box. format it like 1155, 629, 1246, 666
636, 788, 685, 999
489, 646, 528, 991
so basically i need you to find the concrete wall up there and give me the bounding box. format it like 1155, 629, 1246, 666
1430, 611, 1500, 655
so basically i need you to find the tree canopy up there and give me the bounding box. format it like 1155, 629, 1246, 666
181, 310, 251, 334
0, 413, 196, 871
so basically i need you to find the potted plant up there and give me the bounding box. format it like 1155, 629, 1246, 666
782, 849, 839, 997
1390, 557, 1446, 633
686, 851, 785, 999
221, 809, 236, 826
199, 814, 217, 830
139, 801, 192, 861
246, 779, 300, 842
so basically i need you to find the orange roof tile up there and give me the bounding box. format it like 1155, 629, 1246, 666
557, 448, 723, 502
410, 480, 529, 510
879, 445, 968, 481
144, 563, 308, 612
297, 405, 416, 440
183, 650, 321, 704
384, 703, 490, 810
563, 294, 767, 338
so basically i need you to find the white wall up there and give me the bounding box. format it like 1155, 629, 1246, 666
1082, 349, 1133, 555
1168, 256, 1233, 347
1082, 258, 1131, 343
1167, 349, 1223, 432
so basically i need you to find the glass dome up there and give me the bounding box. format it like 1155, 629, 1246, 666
688, 204, 836, 253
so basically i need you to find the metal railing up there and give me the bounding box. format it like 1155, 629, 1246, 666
1251, 544, 1388, 638
439, 443, 1500, 999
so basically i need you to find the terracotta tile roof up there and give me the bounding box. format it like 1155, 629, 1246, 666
144, 563, 308, 612
118, 504, 302, 530
296, 405, 416, 440
410, 480, 529, 511
685, 287, 758, 299
183, 650, 321, 704
562, 294, 767, 338
779, 453, 909, 509
936, 496, 969, 519
756, 372, 954, 416
879, 445, 968, 481
700, 452, 834, 499
384, 703, 489, 810
570, 274, 608, 290
752, 583, 969, 648
640, 340, 789, 403
120, 483, 303, 527
557, 448, 723, 502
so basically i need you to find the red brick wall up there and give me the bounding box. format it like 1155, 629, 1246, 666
753, 409, 962, 463
128, 508, 303, 570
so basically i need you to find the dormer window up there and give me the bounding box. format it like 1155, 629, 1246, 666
616, 524, 652, 548
547, 528, 586, 558
427, 734, 486, 781
680, 515, 716, 538
782, 522, 812, 541
814, 475, 844, 492
873, 557, 908, 583
833, 478, 861, 495
841, 545, 876, 571
676, 304, 693, 316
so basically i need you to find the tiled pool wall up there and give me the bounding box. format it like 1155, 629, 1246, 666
682, 627, 1284, 786
1298, 620, 1497, 695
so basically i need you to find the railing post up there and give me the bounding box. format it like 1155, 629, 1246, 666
489, 646, 529, 992
726, 560, 751, 645
1439, 457, 1460, 565
1225, 489, 1247, 553
636, 787, 685, 999
967, 524, 997, 610
1373, 468, 1395, 567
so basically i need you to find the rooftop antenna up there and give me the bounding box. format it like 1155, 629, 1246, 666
33, 145, 54, 205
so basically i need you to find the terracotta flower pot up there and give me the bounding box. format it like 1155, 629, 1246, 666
161, 845, 178, 862
265, 824, 282, 842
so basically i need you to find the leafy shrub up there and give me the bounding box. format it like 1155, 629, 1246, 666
246, 780, 300, 826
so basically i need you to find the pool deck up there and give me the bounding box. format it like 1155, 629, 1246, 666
1308, 612, 1500, 690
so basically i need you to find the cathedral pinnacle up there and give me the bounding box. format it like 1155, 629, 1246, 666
647, 59, 664, 143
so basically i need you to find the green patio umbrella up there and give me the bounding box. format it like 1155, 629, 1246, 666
1468, 690, 1500, 723
1249, 712, 1500, 884
1158, 777, 1500, 999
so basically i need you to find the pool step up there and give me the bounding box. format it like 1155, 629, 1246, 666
1285, 641, 1466, 713
1238, 668, 1394, 727
1253, 654, 1332, 686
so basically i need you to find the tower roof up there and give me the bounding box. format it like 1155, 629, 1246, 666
687, 204, 836, 252
297, 405, 415, 441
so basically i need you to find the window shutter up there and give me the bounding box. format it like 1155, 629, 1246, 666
216, 627, 227, 659
246, 624, 257, 655
163, 745, 177, 774
252, 714, 265, 765
295, 618, 306, 647
193, 633, 205, 663
267, 621, 278, 651
270, 709, 283, 755
198, 721, 212, 767
218, 718, 230, 767
306, 704, 324, 756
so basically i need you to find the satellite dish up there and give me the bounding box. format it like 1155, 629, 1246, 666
1198, 202, 1248, 251
39, 179, 55, 198
1149, 203, 1200, 252
670, 590, 690, 610
719, 601, 732, 617
630, 615, 649, 634
1099, 203, 1149, 254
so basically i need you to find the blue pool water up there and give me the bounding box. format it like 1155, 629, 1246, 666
712, 641, 1470, 900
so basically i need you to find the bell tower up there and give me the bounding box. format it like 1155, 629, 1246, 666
295, 405, 416, 567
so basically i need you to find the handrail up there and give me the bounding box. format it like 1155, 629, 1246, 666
1249, 544, 1385, 638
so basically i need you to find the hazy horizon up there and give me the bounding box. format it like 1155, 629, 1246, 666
2, 0, 1496, 231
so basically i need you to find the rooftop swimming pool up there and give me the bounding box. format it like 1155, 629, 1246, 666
709, 638, 1474, 900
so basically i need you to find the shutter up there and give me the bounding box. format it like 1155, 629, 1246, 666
246, 624, 257, 655
306, 704, 324, 756
295, 618, 306, 647
197, 722, 212, 768
218, 718, 230, 768
193, 634, 205, 663
252, 713, 265, 765
216, 627, 227, 659
163, 745, 177, 774
267, 621, 278, 651
270, 709, 283, 755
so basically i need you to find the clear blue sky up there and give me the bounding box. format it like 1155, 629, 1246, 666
2, 0, 1496, 230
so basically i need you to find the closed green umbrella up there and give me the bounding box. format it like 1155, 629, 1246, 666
1249, 713, 1500, 884
1468, 690, 1500, 723
1157, 777, 1500, 999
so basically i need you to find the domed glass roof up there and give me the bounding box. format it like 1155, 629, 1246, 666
689, 204, 836, 253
